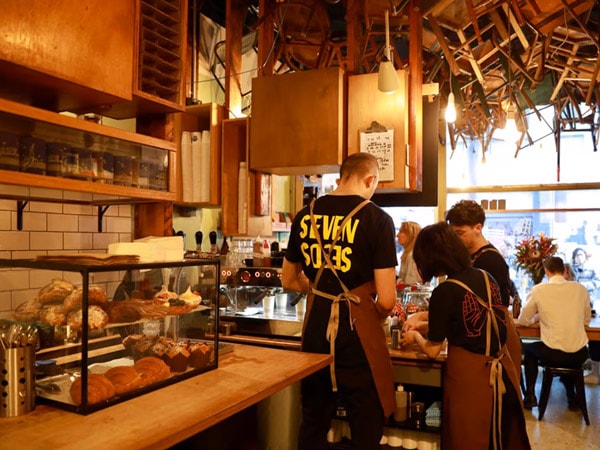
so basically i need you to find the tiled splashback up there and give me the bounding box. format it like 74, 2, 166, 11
0, 185, 134, 318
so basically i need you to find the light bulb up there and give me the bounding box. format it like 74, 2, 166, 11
502, 105, 520, 143
445, 92, 456, 123
377, 10, 399, 94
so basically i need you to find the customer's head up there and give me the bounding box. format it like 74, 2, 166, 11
397, 221, 421, 251
413, 222, 472, 281
544, 256, 565, 276
338, 153, 380, 199
572, 247, 588, 267
445, 200, 486, 251
564, 263, 576, 281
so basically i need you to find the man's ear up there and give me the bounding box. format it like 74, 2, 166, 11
365, 174, 377, 188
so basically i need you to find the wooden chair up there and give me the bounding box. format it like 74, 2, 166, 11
537, 366, 590, 425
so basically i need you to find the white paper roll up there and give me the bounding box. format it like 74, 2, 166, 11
191, 132, 202, 203
200, 130, 211, 202
181, 131, 193, 202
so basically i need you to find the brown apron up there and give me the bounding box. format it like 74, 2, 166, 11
473, 247, 523, 388
302, 199, 396, 418
445, 272, 528, 450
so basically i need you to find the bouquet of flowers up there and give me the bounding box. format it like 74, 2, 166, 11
514, 233, 558, 284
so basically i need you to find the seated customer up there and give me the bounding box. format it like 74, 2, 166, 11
518, 256, 591, 409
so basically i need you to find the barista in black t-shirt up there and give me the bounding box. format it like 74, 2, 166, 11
446, 200, 512, 307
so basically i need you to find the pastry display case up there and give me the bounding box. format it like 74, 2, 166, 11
0, 256, 221, 415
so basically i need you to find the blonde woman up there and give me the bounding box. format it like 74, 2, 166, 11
397, 221, 422, 286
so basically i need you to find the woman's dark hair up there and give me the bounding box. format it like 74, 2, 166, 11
413, 222, 472, 281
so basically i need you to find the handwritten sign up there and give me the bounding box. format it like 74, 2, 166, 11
359, 128, 394, 182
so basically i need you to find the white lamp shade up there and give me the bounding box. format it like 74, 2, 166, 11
445, 92, 456, 123
378, 60, 399, 93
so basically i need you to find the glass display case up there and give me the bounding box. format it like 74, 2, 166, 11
0, 256, 220, 415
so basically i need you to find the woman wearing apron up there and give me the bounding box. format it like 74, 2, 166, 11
283, 153, 397, 450
401, 222, 530, 450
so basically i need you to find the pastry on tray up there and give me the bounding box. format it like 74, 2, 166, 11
70, 373, 116, 405
134, 356, 170, 386
104, 366, 144, 395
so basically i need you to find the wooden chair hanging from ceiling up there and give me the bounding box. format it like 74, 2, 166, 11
273, 0, 333, 70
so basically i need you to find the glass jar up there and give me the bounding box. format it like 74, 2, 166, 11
402, 285, 432, 316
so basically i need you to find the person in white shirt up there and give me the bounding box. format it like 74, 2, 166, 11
518, 256, 591, 409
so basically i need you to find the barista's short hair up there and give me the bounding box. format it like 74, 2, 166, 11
445, 200, 486, 227
339, 153, 378, 181
544, 256, 565, 274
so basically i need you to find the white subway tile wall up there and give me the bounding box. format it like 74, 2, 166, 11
0, 187, 134, 319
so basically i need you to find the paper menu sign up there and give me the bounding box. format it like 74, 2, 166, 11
359, 127, 394, 182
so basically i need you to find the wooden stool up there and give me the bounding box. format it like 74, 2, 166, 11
538, 366, 590, 425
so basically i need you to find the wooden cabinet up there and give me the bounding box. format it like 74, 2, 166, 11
222, 118, 249, 236
0, 0, 187, 119
348, 70, 419, 192
250, 67, 345, 175
0, 0, 134, 113
222, 118, 272, 237
105, 0, 188, 118
174, 103, 225, 206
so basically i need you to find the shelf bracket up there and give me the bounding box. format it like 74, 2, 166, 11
98, 205, 111, 233
17, 201, 29, 231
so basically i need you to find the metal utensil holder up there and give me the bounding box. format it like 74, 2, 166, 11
0, 346, 35, 417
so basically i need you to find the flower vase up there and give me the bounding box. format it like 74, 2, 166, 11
530, 271, 544, 285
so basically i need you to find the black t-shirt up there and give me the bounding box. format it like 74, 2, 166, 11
472, 244, 512, 307
428, 267, 508, 355
286, 194, 397, 366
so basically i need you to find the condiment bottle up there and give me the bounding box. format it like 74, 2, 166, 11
262, 239, 271, 267
393, 384, 408, 422
253, 236, 264, 267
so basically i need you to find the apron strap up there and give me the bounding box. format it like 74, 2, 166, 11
308, 198, 370, 392
445, 270, 507, 450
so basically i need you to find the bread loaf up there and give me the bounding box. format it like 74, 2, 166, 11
66, 305, 109, 331
38, 278, 75, 304
63, 286, 107, 312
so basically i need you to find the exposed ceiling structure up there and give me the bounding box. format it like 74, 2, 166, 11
198, 0, 600, 152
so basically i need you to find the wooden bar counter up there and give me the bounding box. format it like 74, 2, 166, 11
1, 344, 331, 450
516, 315, 600, 341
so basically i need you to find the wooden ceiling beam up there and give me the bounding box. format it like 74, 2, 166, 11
425, 14, 460, 75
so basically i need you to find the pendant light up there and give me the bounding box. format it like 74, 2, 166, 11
445, 92, 457, 123
501, 6, 519, 143
378, 10, 399, 93
504, 102, 520, 142
445, 72, 457, 123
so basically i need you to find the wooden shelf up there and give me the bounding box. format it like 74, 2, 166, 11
0, 97, 176, 202
173, 103, 225, 206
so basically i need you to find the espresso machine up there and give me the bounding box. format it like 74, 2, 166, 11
219, 266, 305, 338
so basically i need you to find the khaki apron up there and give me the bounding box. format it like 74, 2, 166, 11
445, 271, 529, 450
302, 199, 396, 418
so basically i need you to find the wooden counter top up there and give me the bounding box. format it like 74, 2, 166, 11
1, 344, 331, 450
516, 315, 600, 341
